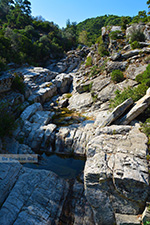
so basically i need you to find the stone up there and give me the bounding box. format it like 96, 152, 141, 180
120, 88, 150, 125
0, 73, 14, 93
36, 83, 57, 103
111, 52, 122, 61
99, 98, 133, 127
20, 103, 43, 121
29, 110, 54, 125
0, 163, 69, 225
106, 61, 128, 73
52, 73, 73, 94
84, 125, 149, 221
115, 213, 141, 225
122, 49, 141, 59
142, 203, 150, 224
125, 63, 147, 80
68, 92, 93, 111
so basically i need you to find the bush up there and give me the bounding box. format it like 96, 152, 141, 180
111, 70, 124, 83
85, 56, 92, 67
11, 73, 26, 94
135, 64, 150, 87
0, 57, 7, 73
109, 30, 123, 40
129, 27, 145, 42
97, 36, 109, 57
0, 103, 16, 137
110, 83, 148, 108
130, 41, 141, 49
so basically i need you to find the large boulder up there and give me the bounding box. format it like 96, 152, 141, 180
0, 73, 14, 93
84, 125, 149, 224
0, 163, 69, 225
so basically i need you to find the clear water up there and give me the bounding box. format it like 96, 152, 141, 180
23, 153, 85, 179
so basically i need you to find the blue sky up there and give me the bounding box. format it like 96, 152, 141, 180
30, 0, 148, 28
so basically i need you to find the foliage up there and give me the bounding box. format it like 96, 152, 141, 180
90, 65, 101, 77
141, 118, 150, 137
85, 56, 92, 67
135, 64, 150, 87
130, 41, 141, 49
97, 36, 109, 57
128, 26, 145, 43
0, 57, 7, 73
0, 103, 16, 137
11, 73, 26, 94
109, 30, 123, 40
78, 30, 88, 45
110, 83, 148, 108
111, 70, 124, 83
82, 82, 93, 92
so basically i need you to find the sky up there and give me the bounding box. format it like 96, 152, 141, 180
30, 0, 148, 28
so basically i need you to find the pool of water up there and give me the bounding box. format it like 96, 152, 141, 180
23, 153, 85, 179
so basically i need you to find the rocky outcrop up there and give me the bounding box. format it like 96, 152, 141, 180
0, 73, 14, 93
120, 88, 150, 125
84, 125, 149, 224
0, 163, 69, 225
126, 23, 150, 41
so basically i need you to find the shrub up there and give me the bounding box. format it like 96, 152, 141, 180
11, 73, 26, 94
129, 27, 145, 42
97, 36, 109, 57
130, 41, 141, 49
0, 103, 16, 137
0, 57, 7, 74
110, 83, 148, 108
85, 56, 92, 67
135, 64, 150, 87
109, 30, 123, 40
111, 70, 124, 83
83, 82, 93, 92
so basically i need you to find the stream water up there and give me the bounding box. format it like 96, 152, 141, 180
23, 153, 85, 179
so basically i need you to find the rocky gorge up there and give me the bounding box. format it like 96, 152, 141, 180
0, 24, 150, 225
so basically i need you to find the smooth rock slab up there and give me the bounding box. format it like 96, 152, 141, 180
84, 125, 149, 224
0, 163, 69, 225
20, 103, 43, 121
115, 213, 141, 225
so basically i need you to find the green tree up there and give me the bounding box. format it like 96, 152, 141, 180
78, 30, 88, 45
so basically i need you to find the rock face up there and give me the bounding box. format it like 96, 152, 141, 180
0, 73, 14, 93
0, 163, 69, 225
84, 125, 149, 224
126, 23, 150, 41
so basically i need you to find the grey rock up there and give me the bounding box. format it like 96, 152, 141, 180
0, 73, 14, 93
68, 92, 93, 111
0, 163, 69, 225
20, 103, 43, 121
120, 88, 150, 125
84, 125, 149, 221
111, 52, 122, 61
125, 63, 147, 80
142, 203, 150, 224
116, 213, 141, 225
53, 73, 73, 94
106, 61, 128, 73
99, 98, 133, 127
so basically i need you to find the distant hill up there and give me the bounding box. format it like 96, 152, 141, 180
76, 15, 132, 45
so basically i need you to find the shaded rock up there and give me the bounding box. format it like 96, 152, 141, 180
0, 163, 69, 225
99, 98, 133, 127
97, 83, 118, 102
111, 52, 122, 61
0, 73, 14, 93
76, 80, 93, 94
125, 63, 147, 80
84, 125, 149, 221
142, 203, 150, 224
120, 88, 150, 125
20, 103, 43, 121
53, 73, 73, 94
106, 61, 128, 73
115, 213, 141, 225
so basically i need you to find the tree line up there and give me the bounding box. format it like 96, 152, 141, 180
0, 0, 149, 73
